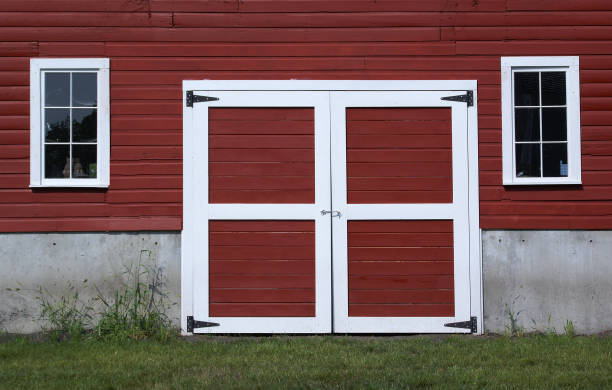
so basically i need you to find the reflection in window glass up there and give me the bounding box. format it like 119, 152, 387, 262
543, 144, 568, 177
45, 73, 70, 107
72, 145, 97, 178
515, 108, 540, 142
72, 108, 97, 142
44, 145, 70, 178
542, 107, 567, 141
44, 108, 70, 142
514, 72, 539, 106
541, 72, 566, 106
516, 143, 541, 177
72, 73, 97, 107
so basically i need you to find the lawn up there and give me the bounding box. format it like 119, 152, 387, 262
1, 334, 611, 389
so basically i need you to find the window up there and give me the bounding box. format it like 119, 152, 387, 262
30, 58, 109, 187
501, 56, 581, 185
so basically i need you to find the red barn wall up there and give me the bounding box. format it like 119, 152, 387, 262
1, 0, 612, 232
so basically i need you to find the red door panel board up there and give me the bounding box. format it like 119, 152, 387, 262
209, 220, 316, 317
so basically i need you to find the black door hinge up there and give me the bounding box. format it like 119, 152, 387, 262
444, 316, 477, 333
186, 91, 219, 107
186, 316, 220, 332
441, 90, 473, 107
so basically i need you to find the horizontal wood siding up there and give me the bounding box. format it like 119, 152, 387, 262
208, 220, 315, 317
208, 107, 315, 204
348, 220, 454, 317
346, 107, 452, 204
0, 0, 611, 230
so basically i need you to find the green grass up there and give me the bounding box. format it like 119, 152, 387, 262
1, 335, 611, 389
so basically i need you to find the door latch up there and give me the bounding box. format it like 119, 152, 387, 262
321, 210, 341, 218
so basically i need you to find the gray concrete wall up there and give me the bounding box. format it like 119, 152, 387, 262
483, 230, 612, 335
0, 232, 180, 334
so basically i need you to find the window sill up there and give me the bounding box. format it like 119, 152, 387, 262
30, 183, 109, 189
503, 179, 582, 186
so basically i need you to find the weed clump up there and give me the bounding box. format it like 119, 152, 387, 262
37, 250, 175, 342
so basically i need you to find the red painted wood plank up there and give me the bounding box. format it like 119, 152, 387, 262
209, 120, 314, 134
210, 190, 314, 204
348, 304, 453, 317
210, 246, 315, 260
348, 191, 453, 204
349, 275, 453, 290
210, 149, 313, 162
347, 162, 452, 177
109, 204, 181, 217
0, 0, 171, 12
38, 42, 105, 56
106, 190, 181, 204
209, 303, 314, 317
507, 0, 612, 11
111, 176, 182, 190
210, 162, 314, 176
175, 12, 442, 28
348, 232, 453, 247
0, 216, 181, 233
349, 220, 453, 233
480, 215, 612, 230
210, 260, 314, 275
0, 203, 109, 218
209, 135, 313, 149
0, 12, 172, 27
211, 275, 314, 289
347, 150, 451, 163
347, 177, 452, 191
347, 107, 451, 121
210, 176, 314, 190
346, 120, 451, 134
210, 232, 314, 246
210, 220, 314, 232
210, 288, 315, 303
349, 261, 453, 276
105, 42, 455, 57
349, 247, 454, 261
210, 107, 313, 120
0, 27, 441, 43
349, 289, 453, 304
0, 42, 37, 56
111, 146, 181, 161
111, 116, 181, 131
0, 86, 28, 101
347, 135, 452, 149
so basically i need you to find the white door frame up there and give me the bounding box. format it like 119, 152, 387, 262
181, 80, 482, 334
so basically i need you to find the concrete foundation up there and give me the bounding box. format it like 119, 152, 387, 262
0, 232, 181, 333
2, 230, 611, 334
482, 230, 612, 335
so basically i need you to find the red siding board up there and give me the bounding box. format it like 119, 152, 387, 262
0, 5, 611, 232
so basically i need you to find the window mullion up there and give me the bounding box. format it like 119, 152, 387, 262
538, 71, 543, 178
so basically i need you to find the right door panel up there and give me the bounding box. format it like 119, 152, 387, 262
331, 91, 471, 333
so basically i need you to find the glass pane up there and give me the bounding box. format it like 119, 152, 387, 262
541, 72, 566, 106
542, 107, 567, 141
72, 73, 97, 107
44, 108, 70, 142
543, 143, 568, 177
514, 72, 539, 106
516, 143, 541, 178
72, 145, 97, 178
515, 108, 540, 141
72, 108, 97, 142
45, 144, 70, 178
45, 72, 70, 107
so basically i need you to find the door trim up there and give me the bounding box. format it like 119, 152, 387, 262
181, 80, 481, 335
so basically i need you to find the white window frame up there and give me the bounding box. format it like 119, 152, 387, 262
501, 56, 581, 185
30, 58, 110, 188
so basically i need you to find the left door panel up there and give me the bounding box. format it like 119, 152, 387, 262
187, 91, 331, 333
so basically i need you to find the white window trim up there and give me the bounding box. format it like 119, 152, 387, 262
501, 56, 581, 185
30, 58, 110, 188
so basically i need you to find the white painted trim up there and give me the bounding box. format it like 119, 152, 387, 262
184, 80, 478, 92
29, 58, 110, 188
330, 90, 473, 334
501, 56, 581, 186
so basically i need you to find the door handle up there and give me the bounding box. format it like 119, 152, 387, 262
321, 210, 342, 218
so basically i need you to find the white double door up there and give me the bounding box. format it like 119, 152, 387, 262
186, 86, 474, 334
